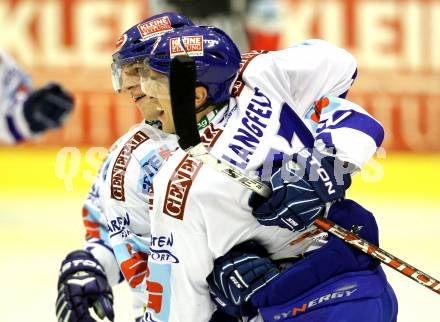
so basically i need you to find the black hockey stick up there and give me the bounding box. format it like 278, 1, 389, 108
169, 55, 270, 194
168, 55, 440, 296
169, 55, 200, 150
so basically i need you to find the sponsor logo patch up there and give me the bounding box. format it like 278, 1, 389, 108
169, 35, 204, 58
137, 16, 173, 40
107, 212, 131, 237
111, 131, 149, 201
150, 234, 179, 263
163, 154, 203, 220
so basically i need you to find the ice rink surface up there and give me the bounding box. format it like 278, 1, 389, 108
0, 147, 439, 322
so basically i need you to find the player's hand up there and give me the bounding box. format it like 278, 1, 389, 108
206, 241, 279, 318
56, 250, 114, 322
23, 82, 74, 133
250, 148, 352, 231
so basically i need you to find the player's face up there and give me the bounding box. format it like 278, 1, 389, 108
140, 69, 176, 133
119, 62, 161, 120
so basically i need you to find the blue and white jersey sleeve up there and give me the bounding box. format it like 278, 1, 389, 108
306, 96, 384, 169
243, 39, 357, 117
82, 151, 124, 286
226, 40, 379, 171
269, 40, 382, 168
280, 39, 357, 107
0, 50, 33, 144
102, 123, 178, 302
83, 161, 148, 319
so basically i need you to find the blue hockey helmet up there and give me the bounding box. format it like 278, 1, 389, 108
111, 12, 194, 92
146, 25, 241, 104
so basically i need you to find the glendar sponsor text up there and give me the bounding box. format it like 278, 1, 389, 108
163, 154, 203, 220
111, 131, 149, 201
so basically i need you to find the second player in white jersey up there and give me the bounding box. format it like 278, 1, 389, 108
141, 28, 384, 321
103, 122, 178, 304
55, 13, 194, 322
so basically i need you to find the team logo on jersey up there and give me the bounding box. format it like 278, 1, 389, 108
115, 33, 127, 50
163, 154, 203, 220
169, 35, 204, 58
138, 16, 173, 40
111, 131, 150, 201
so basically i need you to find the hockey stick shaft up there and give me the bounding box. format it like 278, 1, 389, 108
314, 217, 440, 294
169, 55, 440, 296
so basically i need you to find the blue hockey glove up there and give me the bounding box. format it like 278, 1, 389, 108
56, 250, 114, 322
206, 241, 279, 318
23, 82, 73, 133
251, 148, 352, 232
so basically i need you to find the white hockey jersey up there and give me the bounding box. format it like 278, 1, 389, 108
81, 121, 178, 318
101, 122, 179, 309
144, 40, 384, 322
0, 50, 34, 144
82, 151, 123, 286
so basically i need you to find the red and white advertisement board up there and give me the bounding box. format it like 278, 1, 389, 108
0, 0, 438, 151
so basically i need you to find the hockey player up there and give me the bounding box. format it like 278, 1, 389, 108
55, 13, 193, 322
139, 25, 397, 321
67, 19, 376, 322
0, 50, 73, 144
